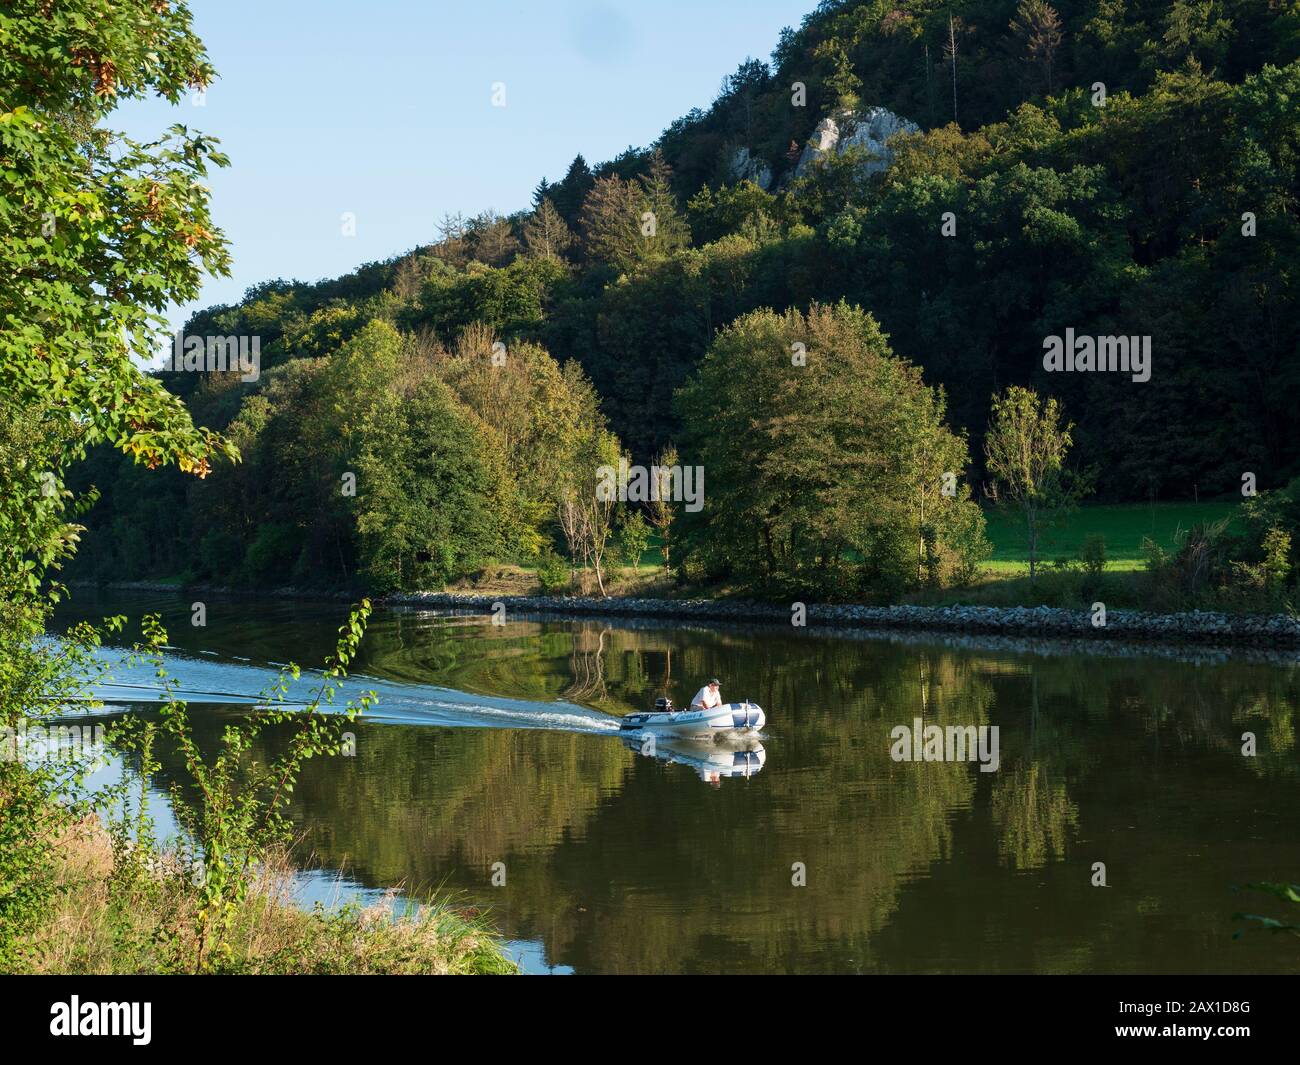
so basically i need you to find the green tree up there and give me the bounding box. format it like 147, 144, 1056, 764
638, 149, 691, 257
1009, 0, 1064, 96
984, 386, 1082, 581
618, 509, 651, 572
0, 0, 236, 601
647, 445, 680, 571
676, 302, 986, 597
687, 180, 781, 245
579, 174, 646, 272
531, 176, 552, 209
551, 154, 595, 227
0, 0, 233, 968
435, 331, 602, 558
354, 372, 506, 592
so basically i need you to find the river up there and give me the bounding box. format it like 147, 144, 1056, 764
51, 589, 1300, 975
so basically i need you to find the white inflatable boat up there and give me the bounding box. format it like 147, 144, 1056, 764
620, 699, 765, 738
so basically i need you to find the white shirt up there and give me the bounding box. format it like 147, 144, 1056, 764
692, 685, 721, 709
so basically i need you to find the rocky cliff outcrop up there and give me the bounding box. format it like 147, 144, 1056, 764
793, 106, 918, 179
727, 146, 773, 190
725, 106, 918, 194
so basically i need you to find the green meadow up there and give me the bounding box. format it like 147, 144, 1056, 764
981, 501, 1243, 573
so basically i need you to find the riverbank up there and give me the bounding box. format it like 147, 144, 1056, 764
393, 591, 1300, 648
77, 581, 1300, 648
17, 813, 516, 975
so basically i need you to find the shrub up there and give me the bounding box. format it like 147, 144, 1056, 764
535, 548, 571, 592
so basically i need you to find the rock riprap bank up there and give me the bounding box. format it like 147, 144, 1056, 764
392, 593, 1300, 648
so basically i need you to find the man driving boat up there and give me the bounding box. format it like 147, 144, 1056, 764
691, 677, 722, 710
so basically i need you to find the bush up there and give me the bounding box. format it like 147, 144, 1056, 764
535, 548, 571, 592
1142, 520, 1236, 611
1079, 534, 1107, 600
617, 511, 651, 571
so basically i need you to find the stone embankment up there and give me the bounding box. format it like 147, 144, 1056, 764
392, 592, 1300, 648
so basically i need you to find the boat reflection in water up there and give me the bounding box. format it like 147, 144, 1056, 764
622, 732, 766, 785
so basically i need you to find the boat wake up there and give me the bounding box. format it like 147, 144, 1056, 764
70, 645, 764, 781
82, 646, 621, 735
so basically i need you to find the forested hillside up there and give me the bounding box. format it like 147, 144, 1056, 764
71, 0, 1300, 597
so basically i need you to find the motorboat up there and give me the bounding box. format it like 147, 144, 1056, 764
619, 696, 765, 739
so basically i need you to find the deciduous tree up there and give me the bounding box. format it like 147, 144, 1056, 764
983, 385, 1081, 581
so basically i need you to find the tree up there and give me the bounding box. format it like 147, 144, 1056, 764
556, 429, 623, 596
675, 302, 986, 597
814, 38, 862, 107
687, 181, 780, 245
466, 210, 518, 266
355, 371, 506, 592
532, 176, 552, 209
551, 154, 595, 227
522, 197, 574, 261
579, 174, 645, 271
638, 149, 691, 257
0, 0, 233, 967
618, 510, 651, 572
580, 153, 690, 272
432, 211, 469, 266
392, 254, 423, 300
983, 386, 1081, 581
1010, 0, 1064, 96
434, 332, 600, 556
897, 384, 989, 586
946, 14, 960, 125
0, 0, 236, 603
647, 445, 679, 571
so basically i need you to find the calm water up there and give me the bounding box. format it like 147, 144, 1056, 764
53, 590, 1300, 975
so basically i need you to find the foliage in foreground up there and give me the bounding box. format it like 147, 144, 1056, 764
107, 604, 381, 971
0, 0, 514, 975
2, 602, 515, 975
22, 816, 514, 975
1234, 882, 1300, 942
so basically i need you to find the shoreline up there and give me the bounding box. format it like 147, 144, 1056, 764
76, 581, 1300, 650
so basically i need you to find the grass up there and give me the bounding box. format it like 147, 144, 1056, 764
982, 500, 1242, 572
19, 815, 516, 975
462, 503, 1244, 593
415, 502, 1264, 613
909, 500, 1248, 609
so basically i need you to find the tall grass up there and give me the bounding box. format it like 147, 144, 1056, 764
22, 816, 515, 975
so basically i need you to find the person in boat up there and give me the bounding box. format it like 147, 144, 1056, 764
690, 677, 722, 711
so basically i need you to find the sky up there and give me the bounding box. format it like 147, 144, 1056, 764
116, 0, 814, 336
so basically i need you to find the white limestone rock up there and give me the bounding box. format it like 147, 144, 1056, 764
794, 106, 919, 179
728, 146, 773, 191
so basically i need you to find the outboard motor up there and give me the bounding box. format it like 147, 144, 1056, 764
654, 697, 675, 713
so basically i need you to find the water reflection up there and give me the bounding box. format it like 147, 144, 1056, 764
623, 734, 767, 785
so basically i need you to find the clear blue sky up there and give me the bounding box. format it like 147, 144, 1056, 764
117, 0, 814, 333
